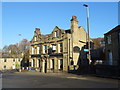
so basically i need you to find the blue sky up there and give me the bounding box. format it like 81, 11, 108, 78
1, 2, 118, 49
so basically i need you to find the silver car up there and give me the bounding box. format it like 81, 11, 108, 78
0, 70, 2, 78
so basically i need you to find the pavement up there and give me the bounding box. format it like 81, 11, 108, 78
2, 70, 119, 88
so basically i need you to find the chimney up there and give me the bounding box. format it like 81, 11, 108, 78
35, 28, 40, 31
71, 16, 78, 32
71, 16, 77, 21
34, 28, 41, 35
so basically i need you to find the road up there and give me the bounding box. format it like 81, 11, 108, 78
2, 71, 119, 88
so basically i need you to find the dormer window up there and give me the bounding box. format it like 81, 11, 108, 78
55, 31, 59, 37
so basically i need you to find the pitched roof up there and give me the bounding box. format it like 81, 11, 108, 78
104, 25, 120, 35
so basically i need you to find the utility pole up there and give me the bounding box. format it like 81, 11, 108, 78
83, 4, 91, 65
18, 34, 22, 72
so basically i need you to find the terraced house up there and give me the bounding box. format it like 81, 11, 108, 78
29, 16, 91, 73
0, 57, 22, 70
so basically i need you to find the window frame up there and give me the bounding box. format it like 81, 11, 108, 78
34, 36, 37, 41
4, 65, 6, 69
107, 35, 112, 44
13, 59, 15, 62
52, 44, 56, 52
43, 45, 47, 53
60, 43, 63, 52
55, 31, 59, 37
4, 59, 7, 62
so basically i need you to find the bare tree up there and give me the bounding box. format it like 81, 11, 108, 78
2, 39, 30, 58
19, 39, 29, 54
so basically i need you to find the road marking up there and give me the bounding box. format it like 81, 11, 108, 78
66, 77, 87, 80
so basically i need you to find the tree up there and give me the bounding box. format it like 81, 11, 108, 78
92, 38, 104, 49
2, 39, 30, 69
19, 39, 29, 54
2, 39, 30, 58
7, 44, 19, 57
18, 39, 30, 68
2, 45, 9, 52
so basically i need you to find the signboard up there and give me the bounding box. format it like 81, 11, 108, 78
84, 49, 89, 52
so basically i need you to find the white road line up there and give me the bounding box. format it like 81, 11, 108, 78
66, 77, 87, 80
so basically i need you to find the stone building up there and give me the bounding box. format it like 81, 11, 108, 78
29, 16, 91, 73
104, 25, 120, 65
0, 57, 22, 70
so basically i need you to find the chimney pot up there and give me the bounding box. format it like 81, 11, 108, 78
35, 28, 40, 31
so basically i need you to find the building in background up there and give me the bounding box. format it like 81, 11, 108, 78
0, 57, 22, 70
29, 16, 92, 73
104, 25, 120, 65
91, 38, 105, 64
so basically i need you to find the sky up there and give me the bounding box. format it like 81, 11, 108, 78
1, 2, 118, 49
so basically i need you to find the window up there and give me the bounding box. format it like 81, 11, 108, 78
35, 47, 37, 54
108, 51, 112, 65
37, 47, 40, 54
55, 31, 59, 37
52, 44, 56, 53
38, 59, 41, 68
19, 59, 21, 62
4, 65, 6, 69
13, 59, 15, 62
71, 60, 74, 65
32, 59, 35, 67
43, 45, 47, 53
50, 59, 54, 69
34, 37, 37, 41
31, 47, 34, 54
58, 43, 63, 53
4, 59, 7, 62
58, 59, 63, 70
107, 35, 111, 44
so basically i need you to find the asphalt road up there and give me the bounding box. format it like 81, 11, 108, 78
2, 71, 119, 88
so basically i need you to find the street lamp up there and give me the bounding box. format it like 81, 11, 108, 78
18, 34, 22, 72
83, 4, 91, 65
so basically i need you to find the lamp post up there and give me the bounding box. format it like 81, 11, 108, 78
83, 4, 91, 65
18, 34, 22, 72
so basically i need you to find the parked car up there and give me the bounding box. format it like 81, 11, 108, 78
0, 70, 2, 78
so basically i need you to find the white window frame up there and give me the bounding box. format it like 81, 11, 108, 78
31, 47, 34, 54
52, 44, 56, 51
55, 31, 59, 37
58, 43, 63, 53
58, 59, 63, 70
34, 37, 37, 41
43, 45, 47, 53
37, 47, 40, 54
50, 59, 54, 69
